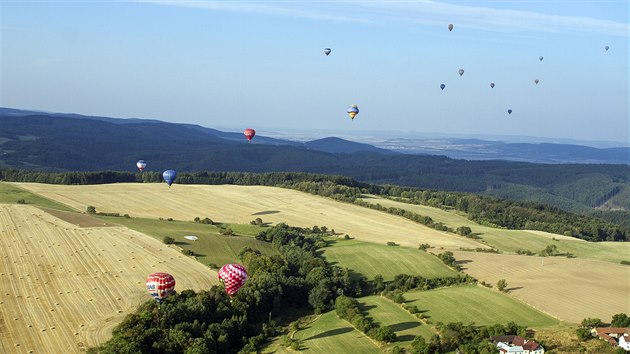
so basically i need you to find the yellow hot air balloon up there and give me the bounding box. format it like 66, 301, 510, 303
347, 104, 359, 120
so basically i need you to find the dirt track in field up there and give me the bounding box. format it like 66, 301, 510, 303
14, 183, 486, 250
0, 205, 218, 353
452, 251, 630, 323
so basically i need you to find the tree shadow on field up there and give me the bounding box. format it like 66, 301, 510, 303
396, 335, 417, 342
506, 286, 524, 292
303, 327, 354, 341
390, 321, 421, 332
252, 210, 280, 215
174, 241, 190, 246
357, 304, 377, 312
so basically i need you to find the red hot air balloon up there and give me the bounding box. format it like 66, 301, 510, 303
244, 128, 256, 142
218, 264, 248, 296
146, 272, 176, 302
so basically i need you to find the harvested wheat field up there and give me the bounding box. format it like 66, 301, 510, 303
0, 204, 218, 353
15, 183, 486, 250
452, 250, 630, 323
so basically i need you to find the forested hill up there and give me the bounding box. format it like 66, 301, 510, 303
1, 110, 629, 219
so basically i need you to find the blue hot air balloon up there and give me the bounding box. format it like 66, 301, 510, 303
162, 170, 177, 188
440, 83, 446, 90
324, 48, 331, 56
507, 109, 513, 115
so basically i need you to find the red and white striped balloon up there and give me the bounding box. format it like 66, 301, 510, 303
146, 272, 176, 302
218, 264, 248, 296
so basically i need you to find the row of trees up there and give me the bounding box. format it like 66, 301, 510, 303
2, 168, 629, 241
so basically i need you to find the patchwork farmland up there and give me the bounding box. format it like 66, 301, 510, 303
0, 204, 218, 353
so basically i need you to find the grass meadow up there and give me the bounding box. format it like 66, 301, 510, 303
322, 238, 459, 281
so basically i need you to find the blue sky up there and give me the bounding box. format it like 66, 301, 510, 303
1, 1, 628, 144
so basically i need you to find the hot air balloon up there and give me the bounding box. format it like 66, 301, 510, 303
458, 69, 464, 76
534, 79, 539, 85
539, 56, 544, 61
136, 160, 147, 172
440, 83, 446, 90
490, 83, 495, 88
244, 128, 256, 142
605, 45, 610, 51
324, 48, 331, 56
448, 24, 453, 32
162, 170, 177, 188
507, 109, 513, 115
218, 264, 248, 296
347, 104, 359, 120
146, 272, 176, 302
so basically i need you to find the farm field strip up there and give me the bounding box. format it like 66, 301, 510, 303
0, 205, 218, 353
14, 183, 487, 251
359, 296, 435, 345
323, 239, 458, 281
452, 251, 630, 323
363, 196, 630, 263
402, 284, 560, 328
291, 311, 381, 353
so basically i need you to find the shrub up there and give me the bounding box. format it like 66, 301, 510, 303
418, 243, 431, 251
344, 234, 350, 240
497, 279, 508, 292
182, 249, 195, 256
219, 227, 234, 236
17, 199, 26, 204
620, 260, 630, 265
163, 236, 175, 245
386, 241, 398, 246
87, 206, 96, 214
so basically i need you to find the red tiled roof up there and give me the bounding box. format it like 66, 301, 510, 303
523, 341, 540, 350
596, 327, 630, 335
512, 336, 526, 346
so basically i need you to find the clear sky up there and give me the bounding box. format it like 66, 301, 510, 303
1, 1, 628, 145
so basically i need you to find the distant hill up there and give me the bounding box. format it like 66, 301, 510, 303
383, 137, 629, 164
1, 108, 629, 220
305, 137, 397, 155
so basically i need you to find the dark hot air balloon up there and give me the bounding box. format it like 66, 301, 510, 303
244, 128, 256, 142
490, 83, 495, 88
507, 109, 513, 115
448, 24, 453, 32
324, 48, 331, 56
539, 56, 544, 61
458, 69, 464, 76
440, 83, 446, 90
162, 170, 177, 188
534, 79, 539, 85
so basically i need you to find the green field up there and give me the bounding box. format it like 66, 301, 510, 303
0, 181, 75, 211
359, 295, 435, 347
322, 238, 459, 281
97, 216, 278, 266
403, 285, 561, 328
363, 196, 630, 264
291, 311, 381, 353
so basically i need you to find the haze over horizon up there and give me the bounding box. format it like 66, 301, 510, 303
2, 1, 628, 144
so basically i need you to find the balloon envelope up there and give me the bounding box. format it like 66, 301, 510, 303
534, 79, 539, 84
162, 170, 177, 187
347, 104, 359, 120
218, 264, 248, 296
539, 56, 544, 61
507, 109, 513, 114
605, 45, 609, 51
458, 69, 464, 76
146, 272, 175, 302
440, 84, 446, 90
448, 23, 453, 31
136, 160, 146, 171
244, 128, 256, 142
490, 83, 495, 88
324, 48, 331, 56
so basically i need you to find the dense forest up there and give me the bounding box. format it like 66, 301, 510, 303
2, 169, 629, 242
